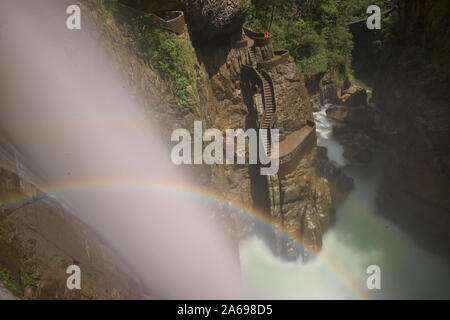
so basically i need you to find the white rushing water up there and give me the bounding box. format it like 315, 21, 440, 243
240, 104, 450, 299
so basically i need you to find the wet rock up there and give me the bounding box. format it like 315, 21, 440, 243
305, 71, 341, 106
310, 94, 322, 112
325, 104, 380, 163
276, 150, 335, 260
0, 167, 142, 299
339, 85, 367, 107
343, 145, 372, 163
326, 105, 375, 129
316, 146, 354, 196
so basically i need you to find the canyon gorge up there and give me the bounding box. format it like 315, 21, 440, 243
0, 0, 448, 299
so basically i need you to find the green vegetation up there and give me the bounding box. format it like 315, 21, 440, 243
247, 0, 389, 79
0, 218, 38, 299
130, 21, 201, 114
20, 269, 37, 287
0, 267, 23, 298
99, 0, 202, 115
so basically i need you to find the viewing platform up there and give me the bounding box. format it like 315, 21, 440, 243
257, 50, 289, 70
271, 120, 317, 175
148, 10, 186, 35
243, 23, 271, 47
117, 1, 186, 34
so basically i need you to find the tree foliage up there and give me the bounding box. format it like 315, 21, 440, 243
247, 0, 388, 77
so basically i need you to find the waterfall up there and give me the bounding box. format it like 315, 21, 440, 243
240, 103, 450, 299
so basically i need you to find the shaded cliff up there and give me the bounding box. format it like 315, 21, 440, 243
373, 0, 450, 258
0, 162, 142, 299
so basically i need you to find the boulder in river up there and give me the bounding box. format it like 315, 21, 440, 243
325, 104, 379, 163
339, 85, 368, 107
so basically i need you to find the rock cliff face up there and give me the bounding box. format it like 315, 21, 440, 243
326, 100, 385, 164
306, 70, 351, 112
121, 0, 249, 42
198, 40, 334, 259
0, 0, 338, 298
263, 58, 333, 259
105, 0, 336, 260
373, 0, 450, 257
0, 163, 142, 299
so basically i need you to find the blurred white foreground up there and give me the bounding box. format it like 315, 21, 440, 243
0, 0, 246, 299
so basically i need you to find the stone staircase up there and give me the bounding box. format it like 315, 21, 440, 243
248, 46, 257, 67
259, 71, 275, 156
246, 45, 276, 157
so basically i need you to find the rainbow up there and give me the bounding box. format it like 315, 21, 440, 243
0, 176, 370, 300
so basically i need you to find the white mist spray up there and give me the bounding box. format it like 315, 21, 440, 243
0, 0, 247, 299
